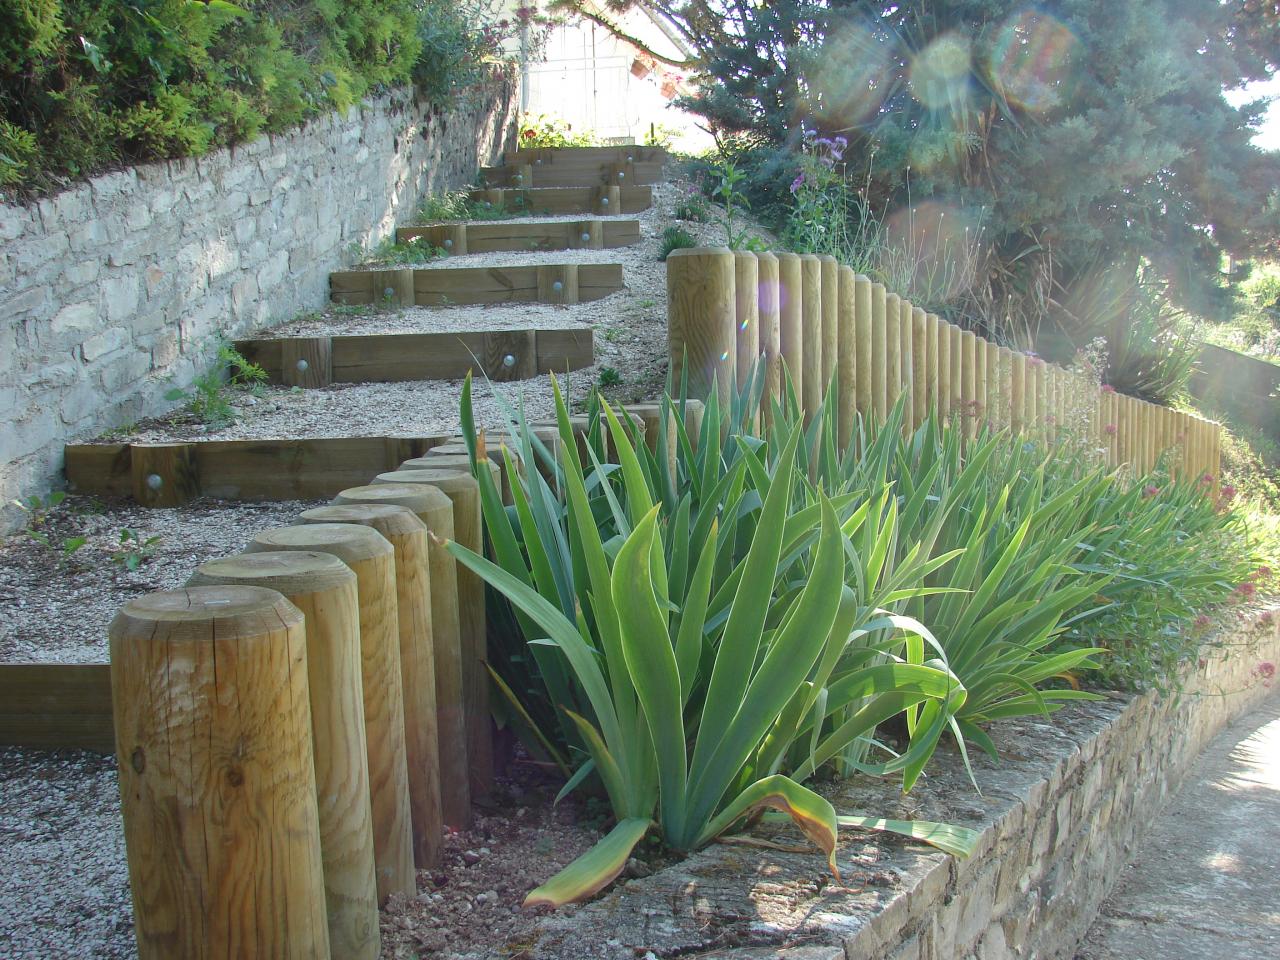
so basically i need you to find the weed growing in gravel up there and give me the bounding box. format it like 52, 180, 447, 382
165, 342, 269, 427
597, 366, 622, 387
110, 529, 161, 572
659, 225, 697, 261
365, 236, 448, 266
11, 492, 87, 565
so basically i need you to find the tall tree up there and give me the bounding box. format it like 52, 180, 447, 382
561, 1, 1280, 340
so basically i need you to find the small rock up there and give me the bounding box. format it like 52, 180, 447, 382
462, 849, 481, 866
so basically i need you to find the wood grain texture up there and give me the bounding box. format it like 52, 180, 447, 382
667, 247, 736, 409
245, 524, 415, 904
756, 252, 781, 419
870, 283, 888, 421
935, 316, 952, 425
281, 337, 332, 388
483, 330, 538, 382
131, 443, 199, 508
776, 252, 803, 406
109, 586, 329, 960
466, 186, 653, 215
819, 256, 839, 405
297, 504, 442, 870
733, 251, 760, 398
853, 276, 872, 420
884, 292, 901, 422
187, 552, 378, 960
911, 306, 928, 430
331, 483, 470, 829
898, 298, 915, 432
799, 255, 822, 423
0, 663, 113, 751
836, 266, 856, 446
535, 328, 594, 375
537, 264, 579, 305
960, 330, 977, 438
371, 469, 491, 802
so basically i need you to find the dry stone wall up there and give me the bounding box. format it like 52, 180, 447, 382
0, 78, 515, 529
528, 606, 1280, 960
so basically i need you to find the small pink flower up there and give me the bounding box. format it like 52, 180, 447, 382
1235, 581, 1258, 599
1101, 384, 1116, 393
1254, 661, 1275, 681
1143, 485, 1160, 497
1259, 611, 1275, 627
1256, 566, 1273, 581
1193, 614, 1212, 630
1200, 473, 1214, 485
1044, 414, 1056, 425
1220, 484, 1237, 501
1104, 423, 1117, 436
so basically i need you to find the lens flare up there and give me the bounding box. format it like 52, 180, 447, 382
989, 9, 1080, 114
806, 19, 892, 127
882, 201, 986, 303
908, 32, 973, 112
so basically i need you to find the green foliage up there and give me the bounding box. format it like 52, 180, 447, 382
363, 235, 447, 266
516, 112, 601, 148
417, 190, 476, 222
11, 491, 87, 563
452, 377, 976, 904
111, 528, 161, 571
164, 341, 268, 425
0, 0, 513, 192
596, 366, 622, 388
657, 225, 696, 262
672, 183, 710, 223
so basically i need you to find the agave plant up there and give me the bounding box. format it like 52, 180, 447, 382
450, 381, 975, 905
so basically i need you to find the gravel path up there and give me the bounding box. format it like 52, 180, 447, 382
0, 496, 325, 662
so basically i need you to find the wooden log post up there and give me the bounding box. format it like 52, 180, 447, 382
130, 442, 199, 507
799, 255, 823, 423
594, 185, 621, 213
837, 266, 857, 446
734, 251, 760, 403
298, 504, 442, 871
371, 467, 490, 802
974, 332, 988, 433
949, 325, 964, 430
819, 255, 839, 404
572, 219, 604, 250
282, 337, 334, 389
776, 252, 803, 407
186, 553, 379, 959
1010, 351, 1026, 436
332, 483, 469, 829
537, 264, 579, 305
667, 247, 735, 410
246, 524, 415, 904
512, 163, 535, 188
884, 292, 902, 423
898, 297, 914, 432
912, 306, 929, 429
853, 276, 872, 422
936, 316, 952, 427
757, 251, 781, 419
368, 268, 415, 308
960, 331, 977, 439
408, 452, 505, 503
986, 340, 1001, 431
870, 283, 888, 422
110, 586, 330, 960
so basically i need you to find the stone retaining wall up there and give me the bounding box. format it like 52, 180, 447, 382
529, 605, 1280, 959
0, 77, 516, 530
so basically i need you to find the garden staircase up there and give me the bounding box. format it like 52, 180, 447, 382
235, 145, 665, 388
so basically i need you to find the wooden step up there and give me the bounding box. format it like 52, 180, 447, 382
235, 328, 593, 387
467, 185, 652, 216
395, 218, 641, 252
330, 263, 624, 307
0, 663, 114, 752
505, 145, 667, 165
481, 159, 664, 188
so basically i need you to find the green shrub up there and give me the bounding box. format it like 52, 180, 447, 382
515, 111, 600, 148
0, 0, 514, 193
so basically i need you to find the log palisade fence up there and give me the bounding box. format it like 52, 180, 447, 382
95, 404, 693, 960
667, 247, 1223, 482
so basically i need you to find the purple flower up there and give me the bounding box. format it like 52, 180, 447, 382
790, 173, 806, 195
